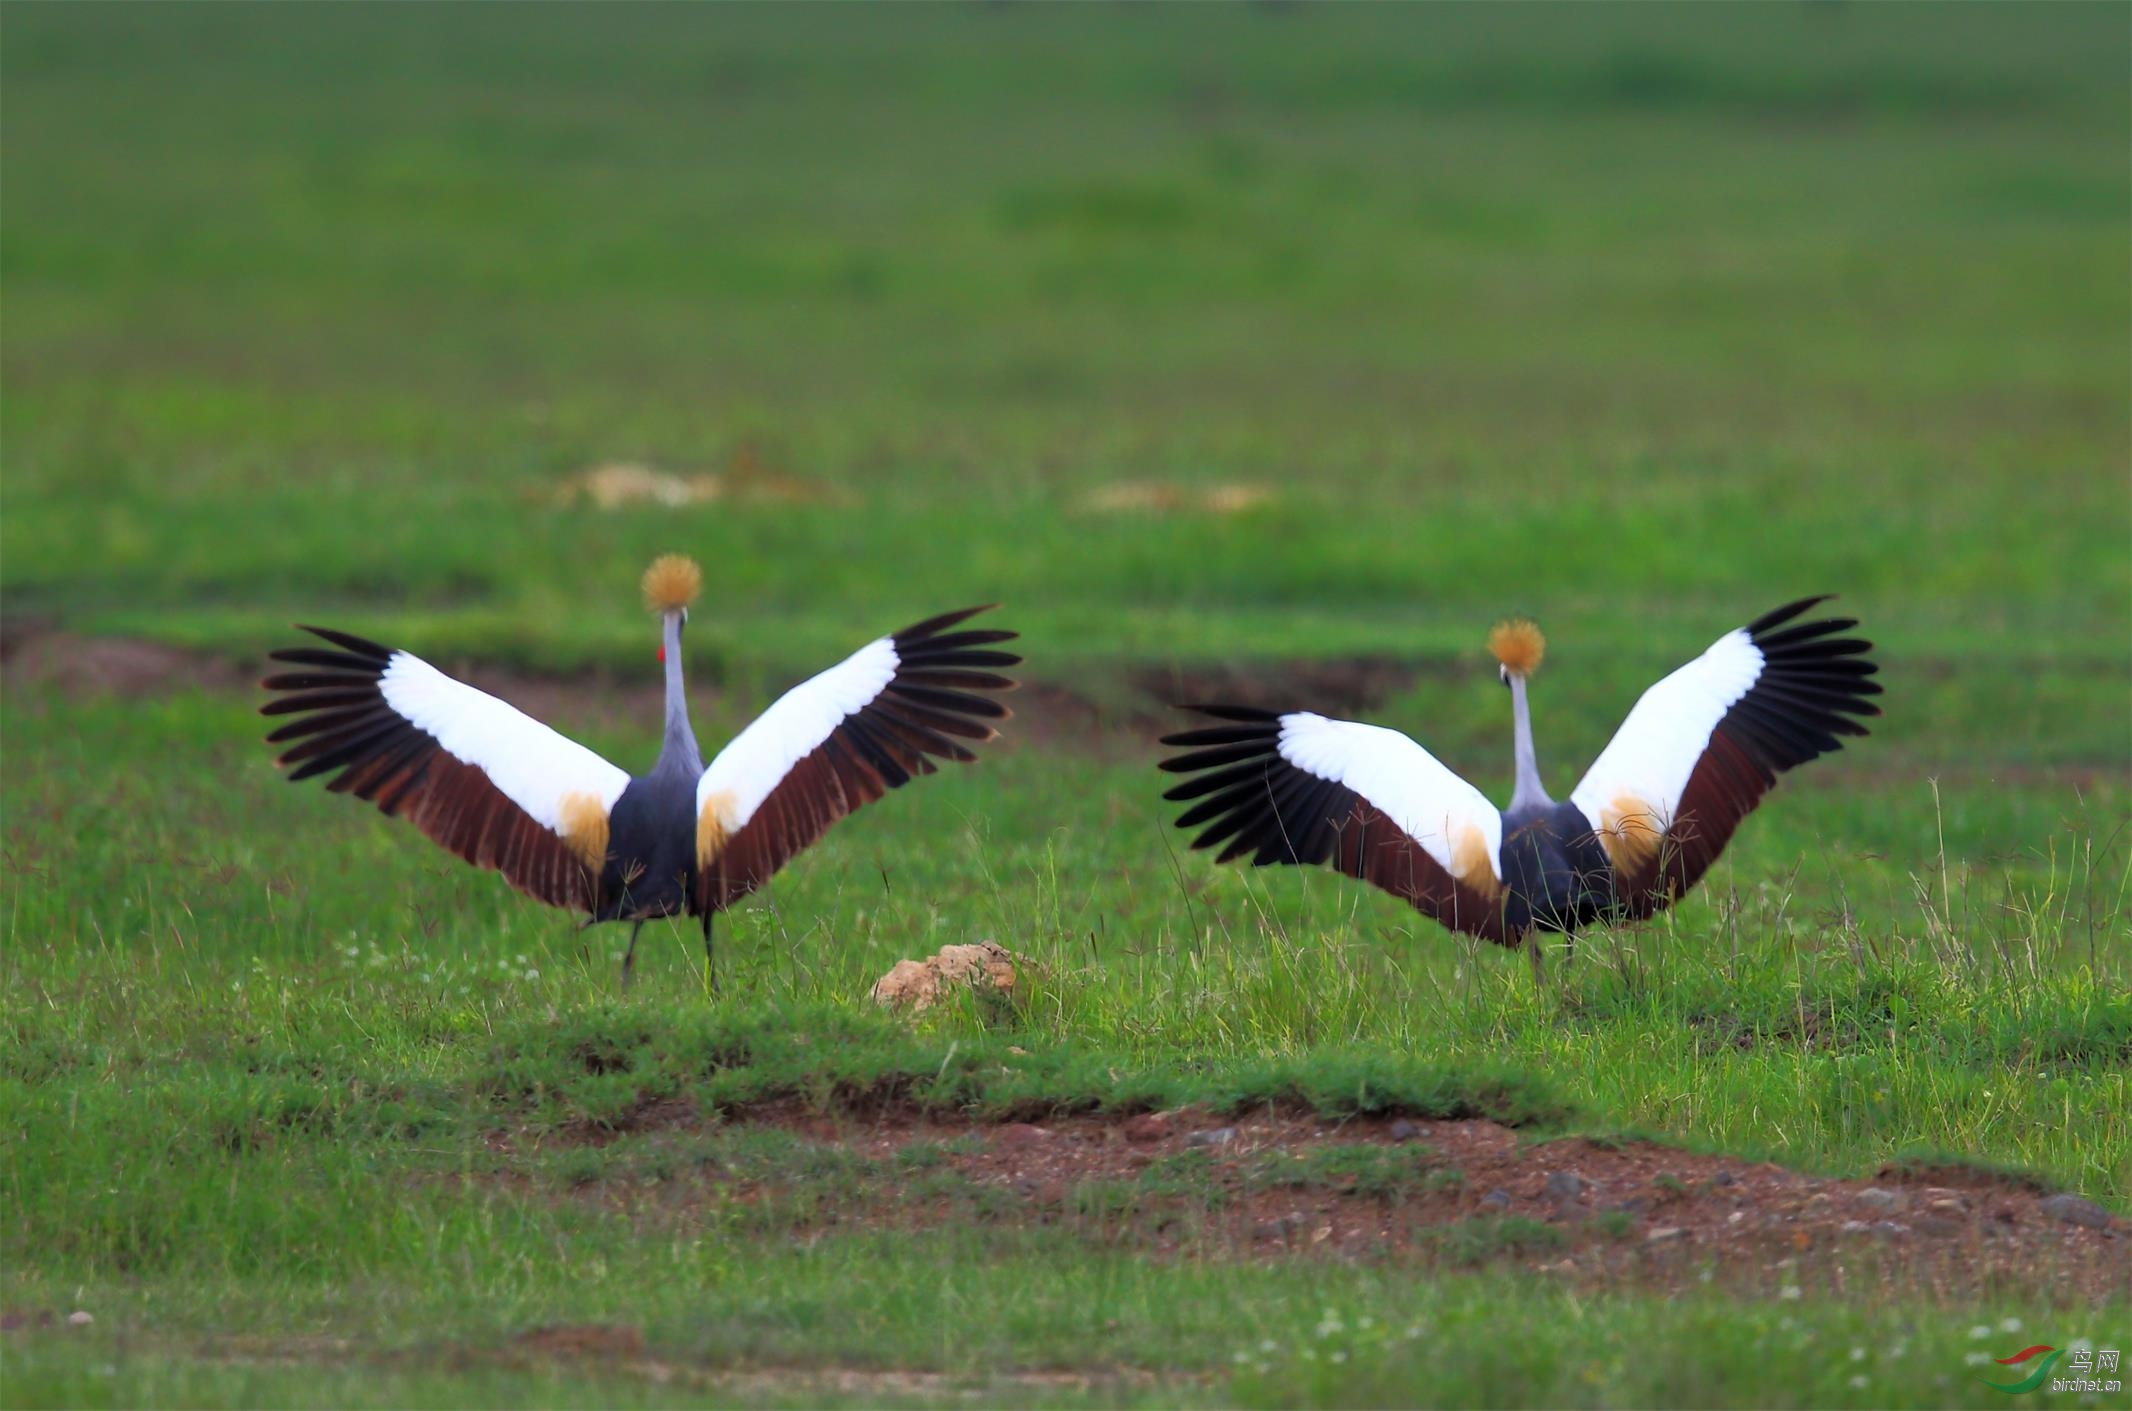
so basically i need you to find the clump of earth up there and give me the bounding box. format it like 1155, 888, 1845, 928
872, 942, 1020, 1012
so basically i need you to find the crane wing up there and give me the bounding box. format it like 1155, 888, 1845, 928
1160, 707, 1514, 943
1568, 596, 1881, 918
693, 607, 1019, 912
261, 627, 630, 912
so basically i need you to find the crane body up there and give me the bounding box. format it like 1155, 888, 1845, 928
1497, 803, 1616, 938
595, 771, 701, 926
590, 603, 709, 927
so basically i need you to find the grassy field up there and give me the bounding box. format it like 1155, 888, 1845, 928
4, 5, 2128, 1407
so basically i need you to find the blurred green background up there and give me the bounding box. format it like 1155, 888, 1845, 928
6, 2, 2125, 675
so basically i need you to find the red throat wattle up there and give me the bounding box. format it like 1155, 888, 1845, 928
657, 645, 665, 663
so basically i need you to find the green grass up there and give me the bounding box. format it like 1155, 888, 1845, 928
7, 1261, 2113, 1411
1246, 1145, 1446, 1201
4, 4, 2129, 1406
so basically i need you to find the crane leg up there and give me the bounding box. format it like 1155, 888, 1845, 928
620, 920, 645, 990
702, 909, 718, 997
1527, 933, 1546, 988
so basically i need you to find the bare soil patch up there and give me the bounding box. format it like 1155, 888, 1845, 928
0, 626, 255, 697
2, 1313, 1198, 1401
1127, 655, 1436, 720
7, 627, 2120, 792
0, 624, 1435, 757
477, 1328, 1190, 1401
496, 1104, 2127, 1303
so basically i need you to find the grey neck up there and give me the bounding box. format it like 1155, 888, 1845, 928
655, 613, 702, 776
1507, 674, 1551, 812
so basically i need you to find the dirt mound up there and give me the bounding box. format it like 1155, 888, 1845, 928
516, 1106, 2126, 1301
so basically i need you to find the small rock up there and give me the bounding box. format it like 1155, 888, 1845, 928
1546, 1257, 1579, 1274
1122, 1112, 1171, 1144
1913, 1217, 1963, 1238
1727, 1210, 1746, 1225
1185, 1126, 1237, 1149
1803, 1193, 1835, 1214
1839, 1220, 1873, 1235
1605, 1197, 1651, 1217
1646, 1226, 1687, 1244
1712, 1170, 1736, 1187
995, 1123, 1051, 1148
1927, 1197, 1966, 1215
1388, 1119, 1420, 1142
66, 1311, 93, 1327
1872, 1220, 1911, 1239
2038, 1194, 2113, 1230
1545, 1171, 1588, 1202
1855, 1187, 1904, 1212
1480, 1188, 1513, 1210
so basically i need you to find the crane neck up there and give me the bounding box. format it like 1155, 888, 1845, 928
657, 612, 702, 775
1508, 673, 1552, 812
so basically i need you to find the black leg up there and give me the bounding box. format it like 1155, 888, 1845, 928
1527, 932, 1546, 988
621, 919, 645, 990
702, 909, 717, 996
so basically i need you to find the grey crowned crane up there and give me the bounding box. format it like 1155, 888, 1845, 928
1159, 598, 1879, 976
261, 555, 1019, 986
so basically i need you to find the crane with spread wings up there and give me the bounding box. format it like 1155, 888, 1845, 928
1159, 599, 1879, 976
262, 555, 1019, 987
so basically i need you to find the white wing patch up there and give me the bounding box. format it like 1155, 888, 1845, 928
1569, 627, 1764, 832
1276, 713, 1503, 880
377, 653, 631, 830
696, 637, 901, 835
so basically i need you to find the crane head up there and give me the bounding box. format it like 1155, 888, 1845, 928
1488, 616, 1545, 683
643, 554, 702, 661
642, 554, 702, 616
